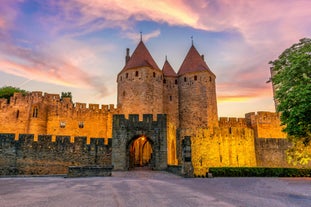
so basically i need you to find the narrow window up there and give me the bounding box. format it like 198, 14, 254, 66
16, 110, 19, 118
209, 76, 212, 82
169, 96, 172, 101
120, 76, 122, 81
175, 79, 178, 84
220, 155, 222, 163
79, 122, 84, 128
123, 91, 126, 96
194, 75, 197, 81
126, 73, 128, 78
60, 122, 66, 128
32, 107, 38, 118
135, 71, 139, 77
163, 79, 166, 84
153, 72, 155, 77
184, 77, 187, 82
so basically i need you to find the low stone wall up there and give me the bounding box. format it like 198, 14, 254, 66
166, 165, 182, 176
67, 166, 113, 177
0, 134, 112, 176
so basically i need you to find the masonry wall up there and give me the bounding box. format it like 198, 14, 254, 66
255, 138, 290, 167
245, 111, 286, 139
117, 68, 164, 118
112, 114, 167, 171
0, 92, 117, 144
163, 76, 179, 165
47, 99, 117, 143
188, 127, 256, 176
0, 134, 111, 175
178, 71, 218, 130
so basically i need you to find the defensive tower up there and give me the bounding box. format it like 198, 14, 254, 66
177, 44, 218, 129
117, 40, 164, 118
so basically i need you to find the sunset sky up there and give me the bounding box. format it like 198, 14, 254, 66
0, 0, 310, 117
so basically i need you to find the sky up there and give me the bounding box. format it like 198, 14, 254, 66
0, 0, 310, 117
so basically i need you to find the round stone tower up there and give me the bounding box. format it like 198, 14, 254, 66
117, 40, 163, 117
177, 44, 218, 129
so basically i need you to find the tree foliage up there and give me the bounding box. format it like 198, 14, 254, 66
0, 86, 27, 102
61, 92, 72, 100
270, 38, 311, 164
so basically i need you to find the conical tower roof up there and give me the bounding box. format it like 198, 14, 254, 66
177, 45, 214, 76
121, 41, 160, 72
162, 59, 177, 77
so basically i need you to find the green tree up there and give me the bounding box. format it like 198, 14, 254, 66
0, 86, 27, 103
61, 92, 72, 100
269, 38, 311, 165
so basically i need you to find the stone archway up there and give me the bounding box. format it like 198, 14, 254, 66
127, 135, 153, 169
112, 114, 167, 171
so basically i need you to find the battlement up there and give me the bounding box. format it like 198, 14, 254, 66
245, 111, 286, 139
245, 111, 282, 125
0, 133, 111, 146
113, 114, 166, 129
219, 117, 247, 128
0, 133, 112, 175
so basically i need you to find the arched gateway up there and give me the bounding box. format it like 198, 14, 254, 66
112, 114, 167, 171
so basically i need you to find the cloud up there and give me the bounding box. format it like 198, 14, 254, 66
123, 29, 161, 42
0, 33, 114, 97
0, 0, 310, 103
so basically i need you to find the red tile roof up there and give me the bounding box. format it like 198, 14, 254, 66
162, 59, 177, 77
121, 41, 160, 72
177, 45, 214, 76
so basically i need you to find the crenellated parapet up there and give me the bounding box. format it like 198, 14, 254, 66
179, 126, 256, 176
0, 91, 120, 139
113, 114, 166, 129
245, 111, 286, 139
219, 117, 247, 128
0, 133, 112, 175
112, 114, 167, 171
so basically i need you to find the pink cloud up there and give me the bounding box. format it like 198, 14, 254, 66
0, 0, 310, 104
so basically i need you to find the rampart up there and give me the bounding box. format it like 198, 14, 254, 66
219, 117, 247, 128
0, 134, 111, 176
255, 138, 291, 167
0, 92, 119, 144
245, 111, 286, 139
188, 127, 257, 176
112, 114, 168, 171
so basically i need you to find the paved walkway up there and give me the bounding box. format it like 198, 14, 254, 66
0, 170, 311, 207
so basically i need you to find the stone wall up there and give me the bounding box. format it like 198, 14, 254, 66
112, 114, 167, 171
0, 92, 118, 144
189, 127, 256, 176
117, 68, 164, 118
255, 138, 291, 167
245, 111, 286, 139
178, 71, 218, 130
0, 134, 111, 176
219, 117, 247, 128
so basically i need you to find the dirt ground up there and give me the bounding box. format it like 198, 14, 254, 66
0, 170, 310, 207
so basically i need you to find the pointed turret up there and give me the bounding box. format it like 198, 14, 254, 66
177, 45, 214, 76
177, 44, 218, 132
121, 40, 160, 73
117, 40, 164, 117
162, 59, 177, 77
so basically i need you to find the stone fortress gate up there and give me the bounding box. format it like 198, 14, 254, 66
112, 114, 167, 171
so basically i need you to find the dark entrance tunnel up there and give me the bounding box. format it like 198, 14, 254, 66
127, 135, 153, 169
